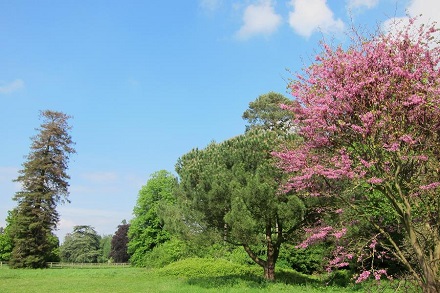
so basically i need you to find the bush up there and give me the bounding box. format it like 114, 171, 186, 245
325, 270, 352, 287
139, 238, 189, 268
280, 243, 332, 275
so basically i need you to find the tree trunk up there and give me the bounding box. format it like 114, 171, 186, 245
263, 258, 276, 281
403, 212, 440, 293
264, 221, 277, 281
241, 221, 281, 281
420, 261, 439, 293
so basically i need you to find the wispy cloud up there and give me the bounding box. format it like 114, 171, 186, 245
0, 79, 24, 94
236, 0, 282, 40
346, 0, 379, 10
288, 0, 344, 38
199, 0, 223, 12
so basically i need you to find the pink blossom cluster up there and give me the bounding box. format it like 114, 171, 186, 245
274, 19, 440, 287
297, 225, 348, 249
355, 270, 370, 283
419, 182, 440, 190
296, 226, 333, 249
273, 20, 440, 196
355, 269, 388, 283
367, 177, 383, 184
326, 245, 353, 272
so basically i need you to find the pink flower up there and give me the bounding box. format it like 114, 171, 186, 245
415, 155, 428, 161
355, 271, 371, 283
383, 142, 399, 152
367, 177, 383, 184
333, 228, 347, 239
403, 95, 424, 106
420, 182, 440, 190
359, 158, 373, 168
373, 269, 387, 281
296, 226, 333, 248
351, 124, 366, 134
399, 134, 417, 145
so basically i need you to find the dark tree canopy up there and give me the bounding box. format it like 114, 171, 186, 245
110, 222, 130, 263
9, 110, 75, 268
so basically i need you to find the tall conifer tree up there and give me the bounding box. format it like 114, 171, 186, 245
9, 110, 75, 268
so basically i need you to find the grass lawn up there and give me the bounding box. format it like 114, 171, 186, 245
0, 259, 407, 292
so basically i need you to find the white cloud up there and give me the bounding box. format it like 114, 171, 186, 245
407, 0, 440, 24
382, 0, 440, 39
288, 0, 345, 38
236, 0, 282, 40
0, 79, 24, 94
346, 0, 379, 10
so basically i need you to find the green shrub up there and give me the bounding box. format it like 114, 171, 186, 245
140, 238, 189, 268
280, 243, 332, 274
325, 270, 352, 287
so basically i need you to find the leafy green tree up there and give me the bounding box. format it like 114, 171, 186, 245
110, 222, 130, 263
9, 110, 75, 268
128, 170, 178, 266
0, 227, 12, 261
99, 235, 112, 263
176, 129, 304, 280
60, 225, 101, 263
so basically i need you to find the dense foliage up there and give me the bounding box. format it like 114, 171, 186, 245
128, 170, 177, 266
0, 227, 12, 261
274, 20, 440, 292
8, 110, 75, 268
110, 222, 130, 263
177, 128, 304, 280
60, 225, 101, 263
99, 235, 112, 263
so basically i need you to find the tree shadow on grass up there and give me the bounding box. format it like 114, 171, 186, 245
186, 270, 322, 289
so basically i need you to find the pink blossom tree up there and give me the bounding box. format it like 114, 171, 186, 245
274, 19, 440, 292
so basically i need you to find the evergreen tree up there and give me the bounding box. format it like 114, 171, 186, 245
60, 225, 101, 263
9, 110, 75, 268
177, 129, 304, 280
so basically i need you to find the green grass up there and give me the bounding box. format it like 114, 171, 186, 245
0, 259, 405, 292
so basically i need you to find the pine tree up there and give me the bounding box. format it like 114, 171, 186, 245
9, 110, 75, 268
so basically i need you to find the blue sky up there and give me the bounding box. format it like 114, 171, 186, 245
1, 0, 438, 240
